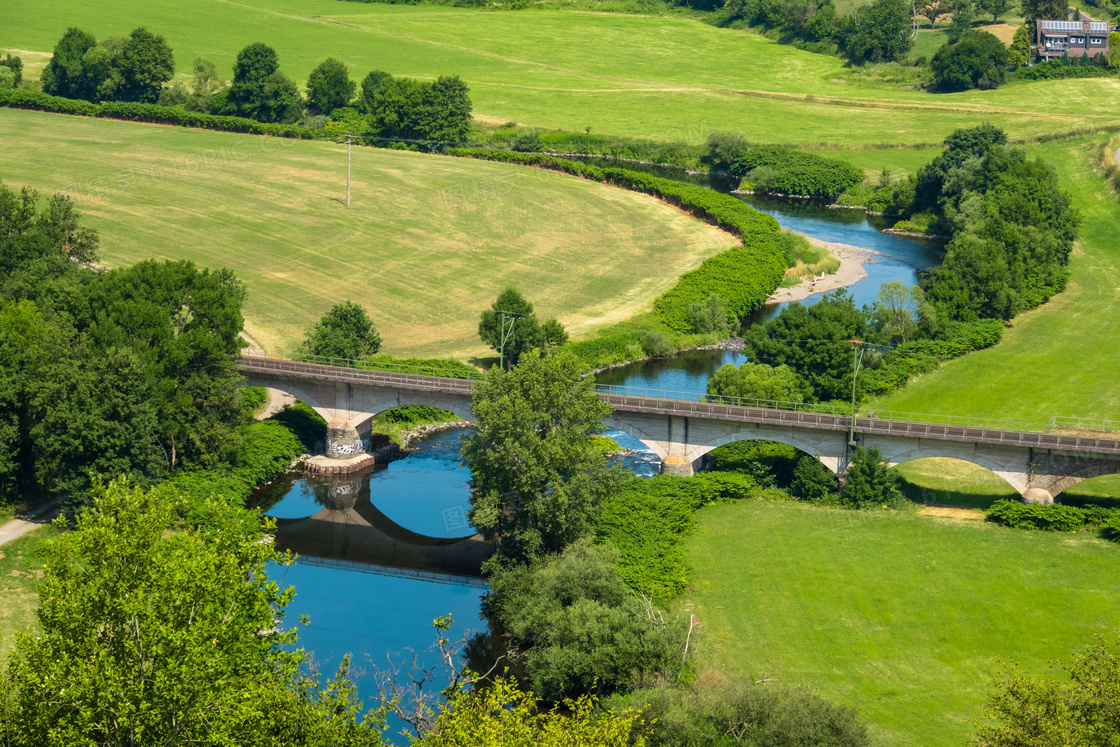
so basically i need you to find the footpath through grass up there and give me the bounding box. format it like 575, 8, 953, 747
0, 527, 55, 662
5, 0, 1120, 145
686, 499, 1120, 746
0, 109, 736, 358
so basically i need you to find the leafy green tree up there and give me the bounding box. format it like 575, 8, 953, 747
301, 300, 382, 360
540, 317, 568, 347
226, 43, 302, 123
686, 292, 730, 334
704, 131, 750, 173
306, 57, 355, 114
80, 36, 128, 102
0, 478, 387, 746
706, 361, 812, 403
462, 352, 622, 564
933, 30, 1008, 90
41, 27, 98, 100
945, 0, 976, 42
184, 56, 223, 112
1009, 24, 1033, 66
841, 0, 915, 63
478, 287, 542, 368
358, 70, 393, 113
745, 290, 881, 402
919, 0, 946, 27
0, 54, 22, 87
791, 455, 840, 501
1108, 32, 1120, 68
116, 27, 175, 102
422, 677, 644, 746
874, 281, 926, 343
975, 0, 1011, 21
0, 67, 13, 90
418, 75, 473, 141
976, 632, 1120, 746
488, 539, 679, 700
368, 75, 426, 138
842, 445, 903, 508
1021, 0, 1066, 29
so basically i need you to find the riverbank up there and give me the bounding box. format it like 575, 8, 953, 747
767, 238, 885, 304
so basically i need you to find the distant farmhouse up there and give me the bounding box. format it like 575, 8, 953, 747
1036, 19, 1110, 60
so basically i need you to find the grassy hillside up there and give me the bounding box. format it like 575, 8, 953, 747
3, 0, 1120, 145
0, 109, 737, 358
686, 499, 1120, 746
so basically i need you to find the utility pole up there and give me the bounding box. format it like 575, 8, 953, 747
848, 339, 867, 448
497, 310, 521, 371
346, 135, 352, 206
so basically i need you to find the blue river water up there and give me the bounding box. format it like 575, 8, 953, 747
258, 195, 939, 739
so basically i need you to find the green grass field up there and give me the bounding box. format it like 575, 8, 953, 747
4, 0, 1120, 145
0, 527, 55, 662
686, 499, 1120, 746
0, 108, 736, 358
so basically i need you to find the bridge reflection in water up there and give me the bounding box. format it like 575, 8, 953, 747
269, 467, 491, 588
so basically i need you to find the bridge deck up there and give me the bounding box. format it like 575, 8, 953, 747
238, 357, 1120, 457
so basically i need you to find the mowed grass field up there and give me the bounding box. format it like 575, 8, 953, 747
0, 109, 737, 358
5, 0, 1120, 145
686, 500, 1120, 746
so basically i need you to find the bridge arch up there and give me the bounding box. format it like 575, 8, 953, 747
603, 416, 669, 460
260, 384, 334, 424
1044, 461, 1120, 499
680, 431, 845, 475
882, 446, 1029, 495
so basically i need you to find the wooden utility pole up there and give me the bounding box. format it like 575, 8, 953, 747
346, 136, 352, 206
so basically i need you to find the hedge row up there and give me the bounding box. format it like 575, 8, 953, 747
862, 319, 1004, 396
597, 472, 761, 600
445, 148, 786, 331
0, 89, 319, 138
987, 499, 1120, 535
732, 146, 865, 199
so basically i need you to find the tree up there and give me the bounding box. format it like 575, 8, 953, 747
686, 292, 730, 334
368, 75, 426, 138
41, 27, 98, 100
945, 0, 976, 42
540, 317, 568, 347
478, 287, 542, 368
461, 352, 621, 564
874, 281, 926, 342
418, 75, 473, 141
975, 0, 1011, 22
185, 56, 223, 112
976, 632, 1120, 745
841, 0, 915, 63
790, 456, 840, 501
306, 57, 355, 114
1009, 24, 1033, 66
704, 131, 750, 173
0, 54, 22, 88
116, 26, 175, 103
301, 300, 382, 360
1108, 32, 1120, 68
226, 43, 301, 123
919, 0, 946, 28
842, 445, 903, 508
0, 478, 386, 746
706, 361, 812, 403
422, 677, 644, 746
358, 70, 393, 113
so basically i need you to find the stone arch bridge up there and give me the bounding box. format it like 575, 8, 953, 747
239, 357, 1120, 505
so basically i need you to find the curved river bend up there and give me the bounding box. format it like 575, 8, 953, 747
257, 196, 939, 741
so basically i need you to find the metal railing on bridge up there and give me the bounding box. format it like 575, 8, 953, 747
237, 353, 1120, 438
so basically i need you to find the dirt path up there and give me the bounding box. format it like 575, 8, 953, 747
0, 499, 61, 547
918, 505, 986, 520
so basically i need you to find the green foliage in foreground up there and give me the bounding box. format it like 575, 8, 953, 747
488, 539, 683, 701
0, 478, 386, 746
706, 361, 812, 404
598, 472, 762, 599
626, 680, 871, 747
301, 300, 382, 360
733, 146, 865, 199
976, 632, 1120, 746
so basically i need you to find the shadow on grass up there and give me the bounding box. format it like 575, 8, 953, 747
897, 477, 1013, 509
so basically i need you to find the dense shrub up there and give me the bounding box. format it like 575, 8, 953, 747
598, 472, 759, 599
268, 401, 327, 453
861, 318, 1004, 395
791, 455, 841, 502
627, 680, 871, 747
986, 499, 1120, 532
733, 147, 864, 198
710, 440, 803, 487
842, 445, 905, 509
932, 31, 1010, 91
488, 539, 682, 701
1013, 58, 1115, 81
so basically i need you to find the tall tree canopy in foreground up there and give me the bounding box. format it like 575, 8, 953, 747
0, 478, 386, 746
976, 632, 1120, 746
461, 351, 622, 565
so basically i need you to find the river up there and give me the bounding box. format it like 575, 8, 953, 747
257, 190, 940, 739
